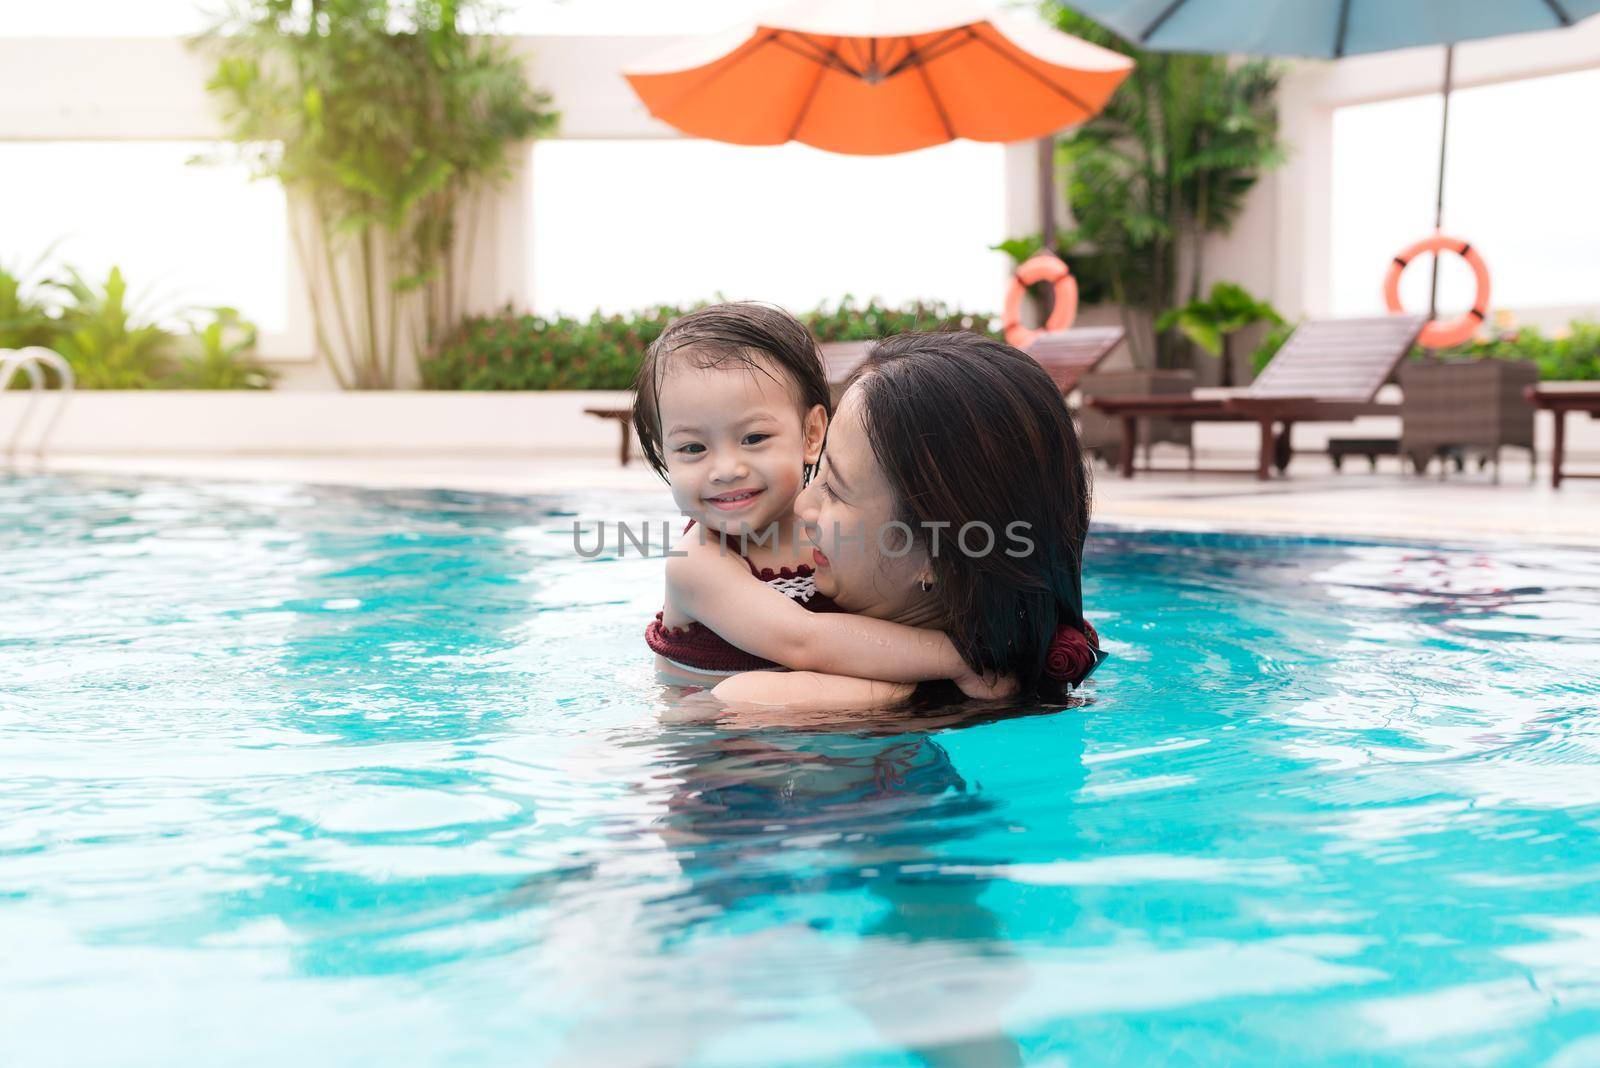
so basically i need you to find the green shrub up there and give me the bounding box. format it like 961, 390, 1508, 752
1420, 319, 1600, 382
0, 255, 59, 352
803, 296, 998, 342
1546, 321, 1600, 380
420, 298, 998, 391
168, 307, 275, 390
1, 260, 271, 390
49, 266, 181, 389
420, 305, 685, 391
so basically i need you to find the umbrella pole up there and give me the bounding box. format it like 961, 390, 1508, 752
1429, 44, 1454, 321
1038, 135, 1058, 321
1038, 136, 1057, 249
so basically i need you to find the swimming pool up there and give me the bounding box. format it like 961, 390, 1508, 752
4, 474, 1598, 1066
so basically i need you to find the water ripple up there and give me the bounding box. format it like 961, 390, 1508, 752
4, 474, 1600, 1067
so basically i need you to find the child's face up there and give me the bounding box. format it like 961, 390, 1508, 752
657, 355, 827, 538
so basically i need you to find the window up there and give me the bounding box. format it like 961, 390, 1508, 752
0, 0, 210, 36
1331, 68, 1600, 318
0, 142, 290, 334
0, 0, 777, 38
529, 139, 1010, 318
501, 0, 780, 35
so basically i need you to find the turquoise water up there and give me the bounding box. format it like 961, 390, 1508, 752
3, 474, 1599, 1067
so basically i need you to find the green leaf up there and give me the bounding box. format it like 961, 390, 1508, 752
1044, 6, 1286, 369
194, 0, 560, 388
990, 235, 1045, 265
1175, 310, 1224, 355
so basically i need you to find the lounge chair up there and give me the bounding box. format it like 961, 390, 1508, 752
1022, 326, 1126, 397
819, 340, 874, 405
828, 327, 1125, 402
1088, 314, 1426, 480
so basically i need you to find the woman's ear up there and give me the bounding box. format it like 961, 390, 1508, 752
802, 404, 828, 465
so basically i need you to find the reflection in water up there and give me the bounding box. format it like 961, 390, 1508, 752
528, 715, 1086, 1068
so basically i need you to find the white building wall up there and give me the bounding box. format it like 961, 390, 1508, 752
2, 21, 1598, 387
1249, 19, 1600, 321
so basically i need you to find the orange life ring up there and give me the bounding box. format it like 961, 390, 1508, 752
1383, 233, 1491, 349
1003, 253, 1078, 349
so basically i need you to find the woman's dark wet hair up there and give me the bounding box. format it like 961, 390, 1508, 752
849, 331, 1093, 700
631, 302, 832, 481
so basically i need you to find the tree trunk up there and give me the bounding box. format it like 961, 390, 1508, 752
359, 227, 382, 389
1190, 159, 1210, 305
286, 201, 349, 391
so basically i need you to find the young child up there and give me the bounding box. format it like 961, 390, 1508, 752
630, 303, 990, 695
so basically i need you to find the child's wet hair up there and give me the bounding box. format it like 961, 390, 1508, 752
631, 302, 832, 480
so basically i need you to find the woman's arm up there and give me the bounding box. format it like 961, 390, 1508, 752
711, 670, 915, 715
678, 674, 1045, 730
668, 536, 970, 685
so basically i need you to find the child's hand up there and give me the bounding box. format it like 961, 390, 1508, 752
954, 667, 1017, 701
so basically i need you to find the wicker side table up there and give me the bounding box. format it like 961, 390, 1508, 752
1078, 370, 1196, 470
1399, 358, 1538, 482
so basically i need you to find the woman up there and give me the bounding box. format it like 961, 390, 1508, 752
712, 330, 1102, 711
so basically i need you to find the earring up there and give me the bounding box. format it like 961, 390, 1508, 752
918, 579, 932, 593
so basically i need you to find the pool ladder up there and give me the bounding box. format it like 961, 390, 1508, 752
1, 347, 75, 464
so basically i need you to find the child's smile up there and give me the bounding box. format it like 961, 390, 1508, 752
703, 487, 766, 512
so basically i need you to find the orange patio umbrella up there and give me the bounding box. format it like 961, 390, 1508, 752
623, 0, 1134, 156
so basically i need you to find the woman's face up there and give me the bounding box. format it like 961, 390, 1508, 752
796, 385, 933, 623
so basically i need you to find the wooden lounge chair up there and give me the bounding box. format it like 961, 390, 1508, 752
826, 327, 1125, 402
820, 340, 875, 404
583, 404, 637, 465
1023, 326, 1126, 397
1088, 314, 1427, 480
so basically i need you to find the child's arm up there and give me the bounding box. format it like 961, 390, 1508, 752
668, 535, 1007, 694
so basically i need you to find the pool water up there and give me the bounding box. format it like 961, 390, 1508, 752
4, 475, 1599, 1067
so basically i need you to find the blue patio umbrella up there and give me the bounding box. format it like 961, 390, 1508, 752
1062, 1, 1600, 59
1064, 0, 1600, 314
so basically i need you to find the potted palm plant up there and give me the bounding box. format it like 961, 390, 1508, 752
1156, 282, 1284, 389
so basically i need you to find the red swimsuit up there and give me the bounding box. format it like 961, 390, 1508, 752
646, 528, 841, 676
